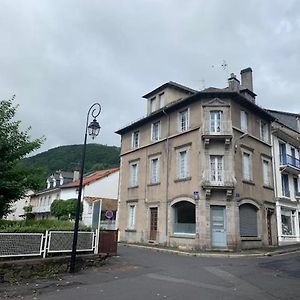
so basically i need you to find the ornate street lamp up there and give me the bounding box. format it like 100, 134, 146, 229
70, 103, 101, 273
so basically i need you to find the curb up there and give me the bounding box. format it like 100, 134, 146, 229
122, 243, 300, 258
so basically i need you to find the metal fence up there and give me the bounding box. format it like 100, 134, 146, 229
0, 231, 96, 259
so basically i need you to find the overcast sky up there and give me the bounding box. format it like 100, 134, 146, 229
1, 0, 299, 154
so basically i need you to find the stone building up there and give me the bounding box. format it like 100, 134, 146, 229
116, 68, 277, 250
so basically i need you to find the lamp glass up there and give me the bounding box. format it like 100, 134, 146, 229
88, 119, 101, 139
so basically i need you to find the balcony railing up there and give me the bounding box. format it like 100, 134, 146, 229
202, 120, 233, 136
31, 205, 51, 213
280, 154, 300, 171
173, 222, 196, 234
202, 170, 236, 188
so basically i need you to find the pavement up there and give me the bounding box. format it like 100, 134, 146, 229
122, 242, 300, 258
1, 243, 300, 300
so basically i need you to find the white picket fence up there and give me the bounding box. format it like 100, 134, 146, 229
0, 231, 97, 259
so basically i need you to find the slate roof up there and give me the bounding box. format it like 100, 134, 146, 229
61, 167, 119, 188
267, 109, 300, 132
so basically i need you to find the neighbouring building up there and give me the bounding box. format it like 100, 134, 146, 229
30, 168, 119, 226
268, 110, 300, 245
4, 190, 34, 220
116, 68, 278, 250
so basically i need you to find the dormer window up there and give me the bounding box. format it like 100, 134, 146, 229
159, 93, 165, 108
150, 97, 156, 113
240, 110, 248, 132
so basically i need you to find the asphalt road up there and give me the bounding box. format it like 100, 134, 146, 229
3, 245, 300, 300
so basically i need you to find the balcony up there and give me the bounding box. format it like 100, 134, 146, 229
201, 170, 236, 199
279, 154, 300, 175
201, 120, 233, 145
31, 205, 51, 213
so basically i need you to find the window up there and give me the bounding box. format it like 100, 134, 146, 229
178, 150, 188, 179
281, 174, 290, 197
210, 111, 223, 133
279, 142, 287, 164
281, 209, 294, 235
88, 203, 93, 214
240, 110, 248, 132
130, 162, 138, 187
293, 177, 299, 196
151, 121, 160, 141
262, 159, 271, 186
132, 131, 139, 149
173, 201, 195, 234
178, 109, 189, 132
210, 155, 223, 182
150, 157, 160, 184
242, 152, 252, 181
239, 204, 258, 237
159, 93, 165, 108
260, 120, 269, 143
127, 204, 136, 229
150, 97, 156, 112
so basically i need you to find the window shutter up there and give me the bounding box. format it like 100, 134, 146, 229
239, 204, 258, 237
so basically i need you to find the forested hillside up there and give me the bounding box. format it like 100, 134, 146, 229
22, 144, 120, 176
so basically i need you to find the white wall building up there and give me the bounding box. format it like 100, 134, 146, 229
4, 190, 34, 220
30, 168, 119, 226
270, 112, 300, 245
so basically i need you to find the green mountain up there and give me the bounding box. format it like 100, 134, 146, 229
22, 144, 120, 176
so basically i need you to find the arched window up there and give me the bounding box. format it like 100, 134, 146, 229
239, 203, 258, 237
172, 201, 195, 234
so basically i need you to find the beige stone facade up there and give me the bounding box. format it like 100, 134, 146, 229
116, 70, 278, 250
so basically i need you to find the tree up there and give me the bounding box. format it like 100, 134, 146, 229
0, 96, 44, 218
50, 199, 82, 220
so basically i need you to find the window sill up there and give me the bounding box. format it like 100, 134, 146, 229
263, 185, 274, 190
170, 233, 196, 239
147, 182, 161, 187
174, 177, 192, 183
125, 229, 136, 232
242, 180, 255, 185
241, 237, 261, 241
128, 185, 139, 190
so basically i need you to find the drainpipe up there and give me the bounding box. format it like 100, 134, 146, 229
271, 131, 279, 244
162, 108, 170, 243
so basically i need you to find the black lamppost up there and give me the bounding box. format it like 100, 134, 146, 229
70, 103, 101, 273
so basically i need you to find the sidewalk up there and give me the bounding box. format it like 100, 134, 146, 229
122, 242, 300, 258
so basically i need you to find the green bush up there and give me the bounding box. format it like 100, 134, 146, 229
0, 219, 91, 233
50, 199, 82, 220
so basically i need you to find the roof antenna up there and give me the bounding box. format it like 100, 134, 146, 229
221, 59, 229, 77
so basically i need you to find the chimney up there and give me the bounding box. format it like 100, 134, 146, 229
240, 68, 253, 91
228, 73, 240, 91
73, 170, 80, 181
297, 117, 300, 133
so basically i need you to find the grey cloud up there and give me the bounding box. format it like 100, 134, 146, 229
0, 0, 299, 153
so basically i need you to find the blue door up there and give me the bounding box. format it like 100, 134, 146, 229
211, 206, 227, 247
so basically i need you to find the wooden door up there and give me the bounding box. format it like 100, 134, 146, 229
267, 210, 272, 245
150, 208, 158, 241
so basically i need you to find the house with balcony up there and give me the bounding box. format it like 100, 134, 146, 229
268, 110, 300, 245
116, 68, 277, 250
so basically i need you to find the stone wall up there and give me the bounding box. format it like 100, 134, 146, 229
0, 254, 107, 283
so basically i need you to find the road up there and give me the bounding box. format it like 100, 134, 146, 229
3, 245, 300, 300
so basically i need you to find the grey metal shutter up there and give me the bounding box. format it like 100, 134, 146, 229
239, 204, 258, 237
